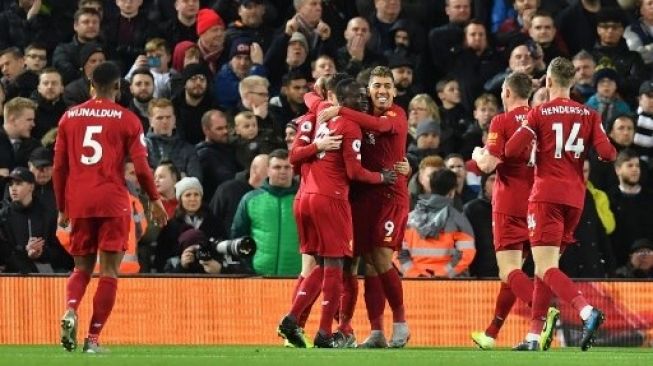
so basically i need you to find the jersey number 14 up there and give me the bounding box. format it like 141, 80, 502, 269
552, 122, 584, 159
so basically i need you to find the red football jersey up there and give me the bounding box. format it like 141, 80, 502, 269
53, 98, 151, 218
352, 104, 409, 206
507, 97, 616, 209
485, 105, 534, 217
303, 115, 382, 200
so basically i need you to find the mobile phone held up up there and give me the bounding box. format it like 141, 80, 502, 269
147, 56, 161, 68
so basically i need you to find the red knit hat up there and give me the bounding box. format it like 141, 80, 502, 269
196, 8, 224, 36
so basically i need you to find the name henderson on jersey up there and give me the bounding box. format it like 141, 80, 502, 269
539, 105, 591, 116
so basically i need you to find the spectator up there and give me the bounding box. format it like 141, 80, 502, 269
196, 109, 241, 202
445, 153, 478, 210
62, 42, 103, 106
172, 63, 215, 145
633, 80, 653, 161
608, 148, 653, 268
624, 0, 653, 65
195, 8, 228, 74
209, 153, 268, 235
406, 120, 441, 174
571, 50, 597, 102
269, 71, 308, 131
367, 0, 416, 54
388, 54, 415, 111
153, 160, 180, 218
233, 110, 281, 168
398, 169, 476, 278
52, 7, 102, 84
528, 10, 569, 64
263, 31, 312, 94
23, 43, 47, 73
591, 6, 647, 106
555, 0, 616, 56
1, 46, 37, 99
158, 0, 200, 48
0, 97, 40, 172
235, 75, 284, 139
437, 77, 469, 157
285, 0, 334, 57
127, 68, 155, 131
145, 98, 202, 178
0, 167, 72, 273
560, 160, 616, 278
407, 93, 440, 147
155, 176, 225, 272
231, 149, 300, 276
30, 68, 66, 141
463, 172, 498, 278
336, 16, 386, 78
26, 146, 55, 213
384, 18, 419, 64
102, 0, 156, 71
407, 154, 444, 209
615, 238, 653, 278
0, 0, 48, 51
127, 38, 178, 99
214, 38, 266, 111
585, 63, 632, 128
495, 0, 539, 47
225, 0, 274, 52
484, 42, 546, 98
310, 54, 336, 81
460, 93, 499, 160
171, 40, 200, 73
427, 0, 472, 81
284, 121, 297, 150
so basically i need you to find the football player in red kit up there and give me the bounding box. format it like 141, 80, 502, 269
54, 62, 168, 353
505, 57, 617, 351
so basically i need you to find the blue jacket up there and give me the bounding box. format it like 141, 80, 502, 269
213, 63, 267, 111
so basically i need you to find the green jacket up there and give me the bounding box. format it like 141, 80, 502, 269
231, 179, 300, 276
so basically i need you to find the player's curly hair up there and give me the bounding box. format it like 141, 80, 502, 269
547, 57, 576, 88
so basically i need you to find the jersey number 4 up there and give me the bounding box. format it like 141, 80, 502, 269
552, 122, 584, 159
81, 125, 103, 165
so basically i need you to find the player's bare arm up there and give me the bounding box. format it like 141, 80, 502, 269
472, 146, 502, 174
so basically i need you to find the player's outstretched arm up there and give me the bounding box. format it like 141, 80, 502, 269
52, 123, 69, 215
504, 126, 535, 160
318, 106, 395, 133
592, 114, 617, 162
472, 146, 502, 173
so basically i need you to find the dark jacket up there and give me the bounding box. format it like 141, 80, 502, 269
0, 4, 56, 51
158, 17, 198, 50
560, 189, 616, 278
102, 12, 157, 71
269, 94, 307, 131
4, 70, 39, 100
463, 197, 498, 278
208, 170, 254, 235
53, 36, 100, 84
555, 0, 620, 56
195, 140, 243, 202
591, 39, 649, 106
172, 93, 215, 145
0, 198, 73, 273
145, 132, 202, 179
0, 128, 42, 171
608, 186, 653, 268
31, 91, 67, 141
335, 46, 387, 78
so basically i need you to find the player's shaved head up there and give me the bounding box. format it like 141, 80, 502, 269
504, 72, 533, 100
547, 57, 575, 88
91, 61, 121, 95
335, 78, 365, 110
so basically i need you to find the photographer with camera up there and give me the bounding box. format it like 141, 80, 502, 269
166, 228, 255, 274
154, 176, 224, 273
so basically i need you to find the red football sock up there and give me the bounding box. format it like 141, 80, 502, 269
65, 268, 91, 311
485, 282, 516, 339
88, 277, 118, 338
542, 268, 588, 311
364, 275, 386, 331
338, 274, 359, 335
379, 268, 405, 323
290, 266, 323, 320
506, 269, 533, 307
530, 277, 554, 334
318, 266, 343, 335
297, 285, 320, 328
291, 275, 305, 303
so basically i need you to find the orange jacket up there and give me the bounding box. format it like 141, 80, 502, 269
56, 193, 147, 273
397, 195, 476, 278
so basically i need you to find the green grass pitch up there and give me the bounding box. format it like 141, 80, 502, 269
1, 346, 652, 366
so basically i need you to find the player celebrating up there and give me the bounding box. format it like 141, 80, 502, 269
54, 62, 167, 353
278, 77, 397, 348
471, 72, 557, 351
505, 57, 616, 351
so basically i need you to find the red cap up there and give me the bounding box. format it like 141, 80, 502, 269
196, 8, 224, 36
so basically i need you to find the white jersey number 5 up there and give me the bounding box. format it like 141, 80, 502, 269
552, 122, 584, 159
81, 125, 103, 165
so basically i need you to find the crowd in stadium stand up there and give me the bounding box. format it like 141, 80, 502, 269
0, 0, 652, 279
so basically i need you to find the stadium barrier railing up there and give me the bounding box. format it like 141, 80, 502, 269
0, 276, 651, 347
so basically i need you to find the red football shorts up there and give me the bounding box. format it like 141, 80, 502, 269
352, 198, 408, 256
527, 202, 581, 247
492, 212, 529, 251
307, 194, 353, 258
295, 194, 318, 255
69, 215, 130, 256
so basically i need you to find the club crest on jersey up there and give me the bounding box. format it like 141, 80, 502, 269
386, 111, 397, 117
300, 121, 313, 132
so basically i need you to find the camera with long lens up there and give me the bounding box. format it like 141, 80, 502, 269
196, 237, 256, 262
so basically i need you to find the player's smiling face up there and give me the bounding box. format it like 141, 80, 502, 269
368, 76, 396, 112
